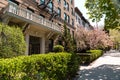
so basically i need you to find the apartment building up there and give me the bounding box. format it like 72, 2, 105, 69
0, 0, 75, 55
54, 0, 75, 33
75, 7, 93, 30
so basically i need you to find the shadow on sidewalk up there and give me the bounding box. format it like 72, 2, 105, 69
75, 64, 120, 80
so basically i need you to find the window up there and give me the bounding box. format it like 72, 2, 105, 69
67, 15, 70, 23
48, 2, 53, 12
72, 31, 74, 37
64, 13, 70, 23
82, 21, 85, 27
57, 0, 61, 4
66, 3, 69, 11
58, 8, 61, 17
72, 19, 74, 26
71, 8, 74, 15
40, 0, 45, 5
9, 0, 19, 5
64, 0, 66, 6
40, 14, 45, 18
27, 7, 34, 20
70, 0, 73, 4
76, 16, 77, 21
64, 13, 67, 21
68, 28, 70, 33
27, 7, 34, 13
78, 18, 81, 24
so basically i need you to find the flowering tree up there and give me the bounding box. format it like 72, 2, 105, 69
88, 29, 113, 50
75, 28, 88, 52
75, 27, 113, 52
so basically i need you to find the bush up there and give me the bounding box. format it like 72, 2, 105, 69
88, 50, 103, 62
53, 45, 64, 52
0, 52, 79, 80
78, 50, 103, 64
0, 23, 26, 58
67, 53, 80, 79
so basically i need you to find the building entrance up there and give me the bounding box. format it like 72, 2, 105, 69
29, 36, 40, 55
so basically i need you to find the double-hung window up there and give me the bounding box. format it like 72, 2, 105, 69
58, 8, 61, 17
48, 2, 53, 12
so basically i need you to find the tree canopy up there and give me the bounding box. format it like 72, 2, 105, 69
85, 0, 120, 29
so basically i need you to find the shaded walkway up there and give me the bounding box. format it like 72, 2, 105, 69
75, 50, 120, 80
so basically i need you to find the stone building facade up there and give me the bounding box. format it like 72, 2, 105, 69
0, 0, 76, 55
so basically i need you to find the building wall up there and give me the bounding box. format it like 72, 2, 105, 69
75, 7, 93, 30
53, 0, 75, 34
0, 0, 76, 54
75, 12, 83, 29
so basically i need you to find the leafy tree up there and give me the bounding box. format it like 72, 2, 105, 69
85, 0, 120, 29
58, 23, 76, 53
0, 23, 26, 58
115, 26, 120, 31
109, 28, 120, 49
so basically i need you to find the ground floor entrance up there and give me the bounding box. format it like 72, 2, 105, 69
29, 36, 41, 55
48, 39, 54, 52
24, 25, 59, 55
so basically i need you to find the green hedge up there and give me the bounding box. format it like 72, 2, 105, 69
78, 50, 103, 64
0, 52, 79, 80
88, 50, 103, 62
53, 45, 64, 52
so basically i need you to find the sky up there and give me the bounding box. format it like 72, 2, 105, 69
75, 0, 104, 28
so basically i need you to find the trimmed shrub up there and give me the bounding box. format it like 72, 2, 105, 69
53, 45, 64, 52
67, 53, 80, 79
0, 23, 26, 58
0, 52, 79, 80
78, 50, 103, 64
88, 50, 103, 62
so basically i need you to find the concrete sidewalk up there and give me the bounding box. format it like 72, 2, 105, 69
75, 50, 120, 80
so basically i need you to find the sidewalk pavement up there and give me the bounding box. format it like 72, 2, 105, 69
75, 50, 120, 80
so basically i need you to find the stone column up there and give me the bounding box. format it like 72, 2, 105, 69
25, 34, 29, 55
40, 37, 45, 53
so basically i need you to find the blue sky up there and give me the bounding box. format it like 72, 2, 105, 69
75, 0, 104, 28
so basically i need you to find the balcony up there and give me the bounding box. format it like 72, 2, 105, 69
4, 2, 61, 33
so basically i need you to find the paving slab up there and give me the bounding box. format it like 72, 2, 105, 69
75, 51, 120, 80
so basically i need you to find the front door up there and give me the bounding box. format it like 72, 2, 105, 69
48, 39, 54, 52
29, 36, 40, 55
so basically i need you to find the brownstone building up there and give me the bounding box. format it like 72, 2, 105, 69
0, 0, 75, 55
75, 7, 93, 30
